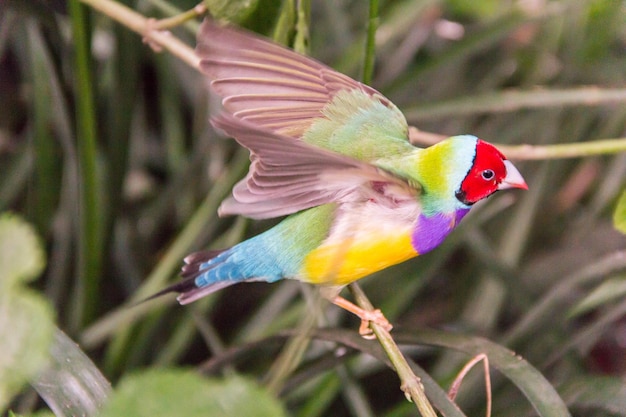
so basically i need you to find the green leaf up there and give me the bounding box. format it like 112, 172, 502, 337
613, 190, 626, 235
0, 289, 55, 409
568, 275, 626, 318
0, 213, 54, 410
0, 212, 45, 288
98, 370, 286, 417
394, 329, 571, 417
32, 330, 111, 416
560, 375, 626, 415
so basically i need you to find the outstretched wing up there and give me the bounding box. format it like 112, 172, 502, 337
196, 19, 405, 141
212, 114, 419, 219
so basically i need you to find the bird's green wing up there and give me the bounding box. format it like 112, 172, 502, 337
196, 19, 412, 161
213, 114, 419, 219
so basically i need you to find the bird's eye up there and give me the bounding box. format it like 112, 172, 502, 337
481, 169, 495, 181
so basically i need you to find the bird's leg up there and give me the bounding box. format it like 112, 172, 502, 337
330, 295, 393, 339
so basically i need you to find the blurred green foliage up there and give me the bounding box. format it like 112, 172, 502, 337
98, 370, 287, 417
1, 0, 626, 415
614, 191, 626, 234
0, 214, 54, 410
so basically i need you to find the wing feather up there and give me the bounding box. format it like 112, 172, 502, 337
212, 114, 419, 219
196, 19, 398, 138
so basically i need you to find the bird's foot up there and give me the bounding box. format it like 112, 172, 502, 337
328, 295, 393, 339
358, 309, 393, 339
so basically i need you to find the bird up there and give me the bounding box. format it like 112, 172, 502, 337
151, 19, 528, 338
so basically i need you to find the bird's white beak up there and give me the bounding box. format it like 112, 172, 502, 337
499, 160, 528, 190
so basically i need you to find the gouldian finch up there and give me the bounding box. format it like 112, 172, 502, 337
153, 19, 528, 337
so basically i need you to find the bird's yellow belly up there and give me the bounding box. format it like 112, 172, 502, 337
301, 232, 417, 285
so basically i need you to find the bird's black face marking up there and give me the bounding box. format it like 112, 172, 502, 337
455, 189, 473, 206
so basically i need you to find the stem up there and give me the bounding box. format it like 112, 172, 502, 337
362, 0, 379, 85
272, 0, 296, 45
410, 128, 626, 161
69, 0, 102, 329
78, 0, 199, 69
149, 3, 205, 31
293, 0, 311, 55
349, 283, 438, 417
498, 137, 626, 160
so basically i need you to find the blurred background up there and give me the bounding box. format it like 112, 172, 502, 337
1, 0, 626, 416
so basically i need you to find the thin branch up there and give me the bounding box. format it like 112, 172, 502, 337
349, 283, 438, 416
78, 0, 200, 69
497, 138, 626, 160
409, 128, 626, 161
149, 3, 205, 31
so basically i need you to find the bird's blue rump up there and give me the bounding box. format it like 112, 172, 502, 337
177, 227, 311, 304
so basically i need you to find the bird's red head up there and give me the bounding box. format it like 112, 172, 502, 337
456, 140, 528, 205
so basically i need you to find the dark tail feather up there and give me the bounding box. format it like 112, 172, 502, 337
140, 275, 199, 304
181, 249, 226, 277
141, 249, 231, 305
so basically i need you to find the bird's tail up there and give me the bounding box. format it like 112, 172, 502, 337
143, 249, 236, 305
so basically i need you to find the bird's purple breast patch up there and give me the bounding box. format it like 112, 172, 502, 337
411, 208, 470, 254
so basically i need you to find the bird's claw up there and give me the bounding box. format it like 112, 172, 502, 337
358, 309, 393, 339
328, 295, 393, 339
